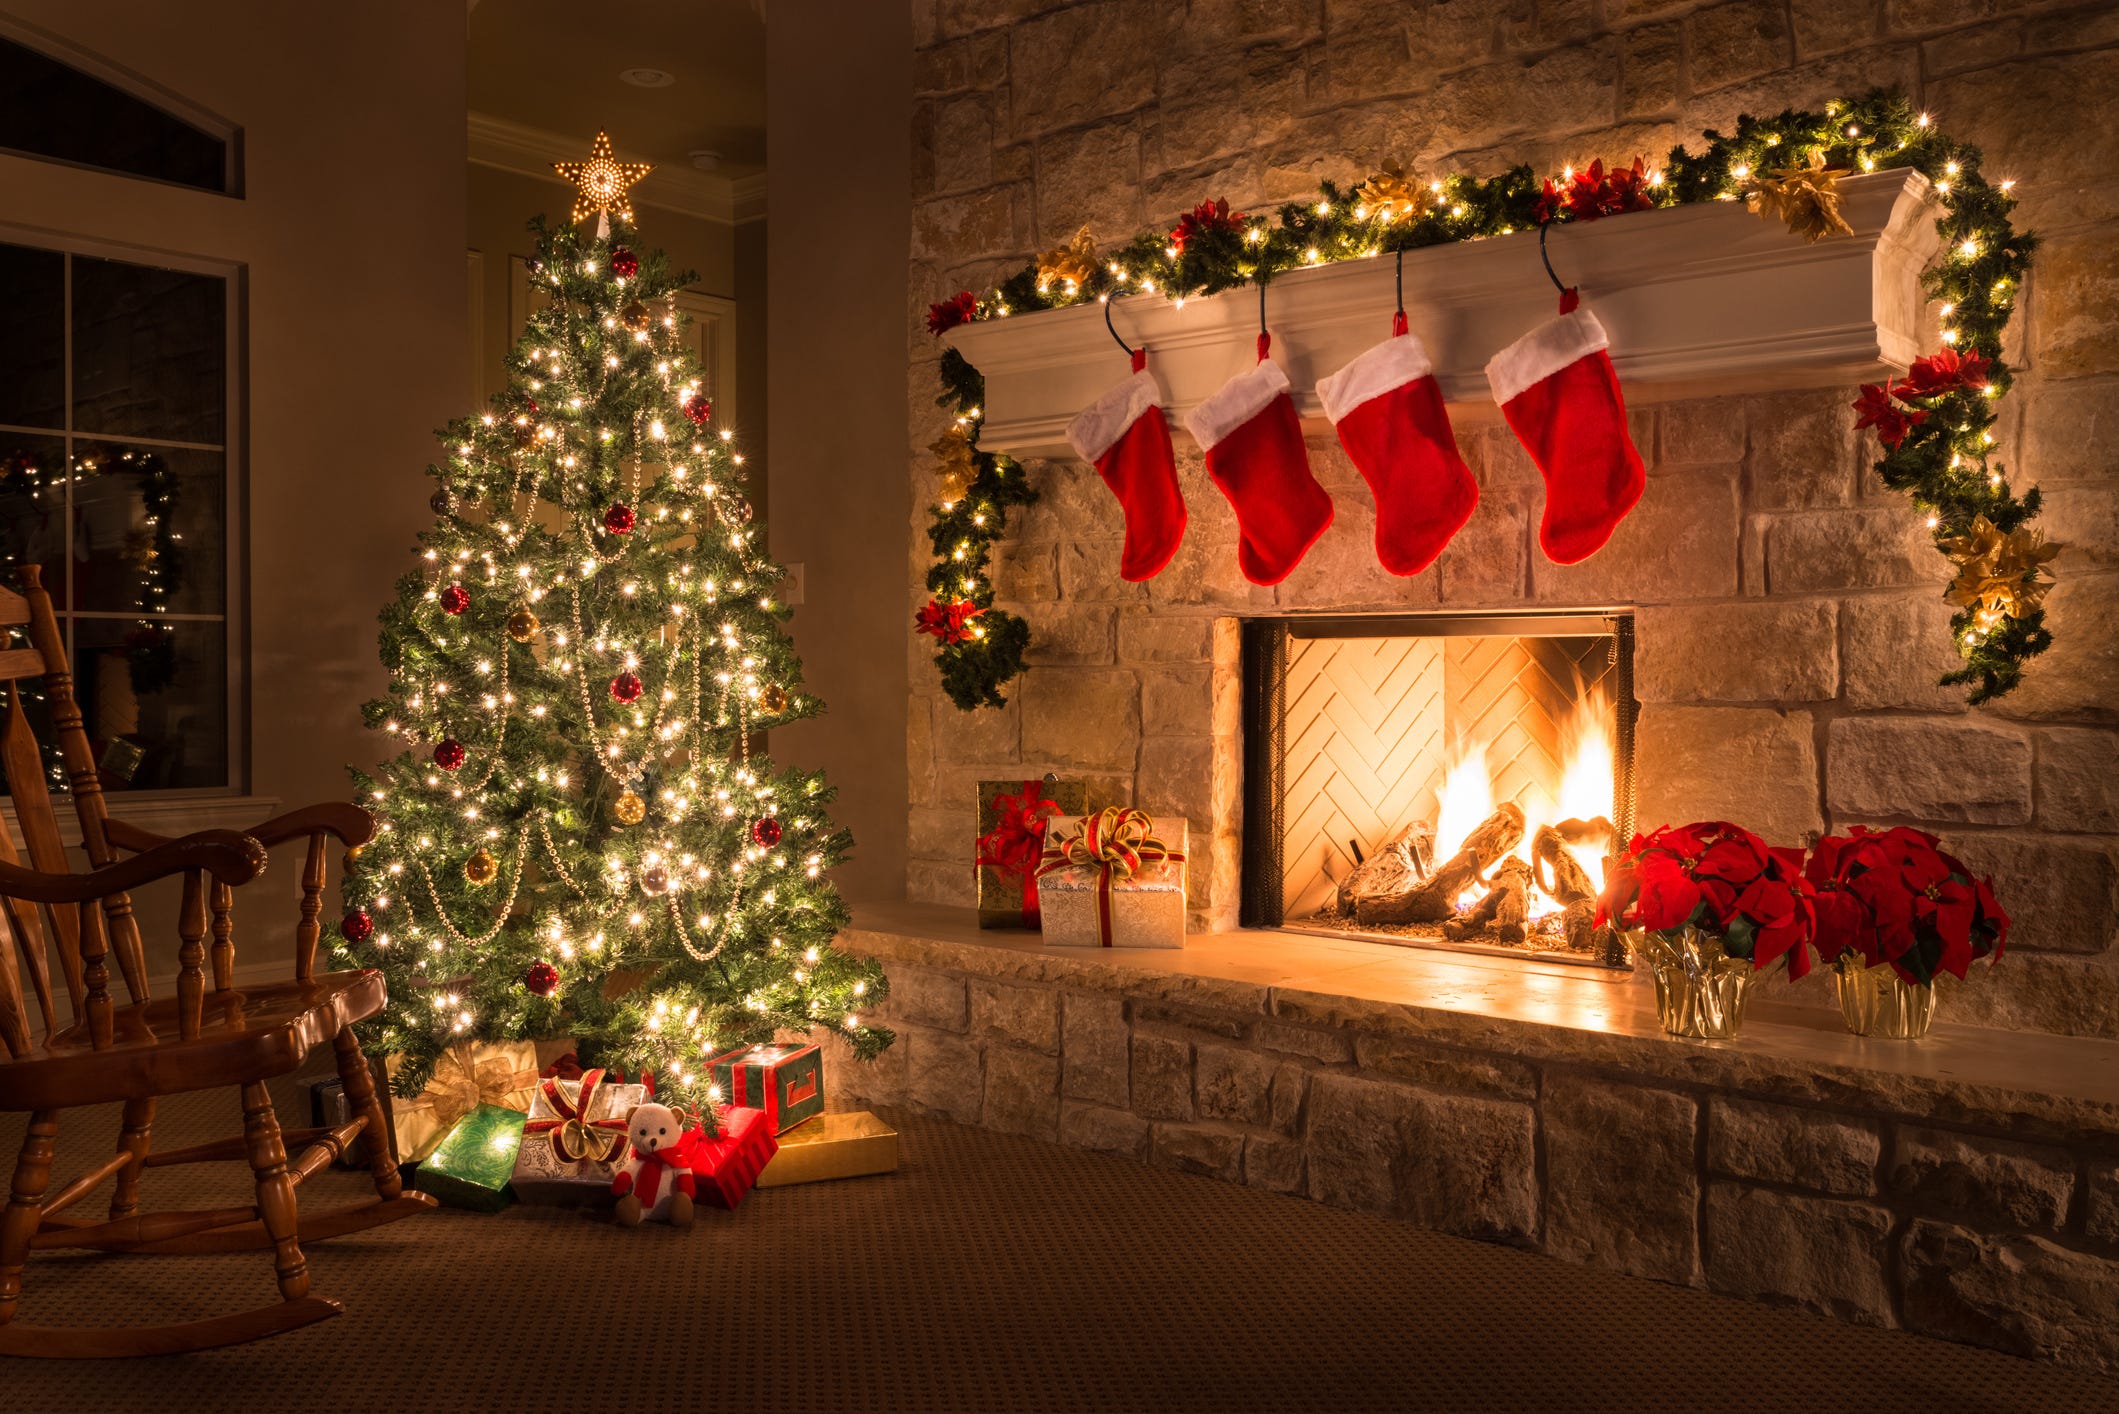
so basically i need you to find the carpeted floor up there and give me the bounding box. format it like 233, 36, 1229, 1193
1, 1080, 2114, 1414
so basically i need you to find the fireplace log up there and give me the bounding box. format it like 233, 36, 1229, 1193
1443, 858, 1533, 943
1532, 823, 1606, 953
1334, 822, 1436, 916
1356, 802, 1525, 925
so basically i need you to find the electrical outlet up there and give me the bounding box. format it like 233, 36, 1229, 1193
783, 563, 805, 605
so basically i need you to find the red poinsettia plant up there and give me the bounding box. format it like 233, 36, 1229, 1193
1852, 349, 1992, 449
1534, 157, 1657, 225
926, 290, 978, 337
1805, 826, 2008, 985
914, 597, 983, 645
1597, 821, 1817, 977
1170, 197, 1245, 252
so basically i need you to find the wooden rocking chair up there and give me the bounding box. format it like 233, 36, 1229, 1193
0, 566, 432, 1357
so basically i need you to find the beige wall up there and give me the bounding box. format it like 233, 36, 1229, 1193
764, 0, 914, 902
0, 2, 467, 969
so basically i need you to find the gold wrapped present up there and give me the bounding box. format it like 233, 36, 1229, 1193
1036, 808, 1188, 949
755, 1111, 900, 1187
977, 776, 1090, 928
383, 1040, 542, 1164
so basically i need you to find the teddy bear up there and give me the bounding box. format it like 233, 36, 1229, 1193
610, 1100, 701, 1228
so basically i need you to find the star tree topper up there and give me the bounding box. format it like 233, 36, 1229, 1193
553, 129, 653, 224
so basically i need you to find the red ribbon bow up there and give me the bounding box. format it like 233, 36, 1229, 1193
977, 780, 1063, 926
525, 1067, 631, 1164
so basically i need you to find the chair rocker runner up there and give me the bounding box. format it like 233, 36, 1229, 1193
0, 566, 431, 1357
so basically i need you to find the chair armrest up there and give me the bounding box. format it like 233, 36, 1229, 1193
105, 802, 376, 854
0, 830, 268, 904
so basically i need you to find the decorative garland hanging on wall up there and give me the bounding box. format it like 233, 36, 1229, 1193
920, 89, 2050, 712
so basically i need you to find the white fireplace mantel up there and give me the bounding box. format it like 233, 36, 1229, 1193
943, 169, 1942, 457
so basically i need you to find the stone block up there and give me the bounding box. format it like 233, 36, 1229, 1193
1745, 388, 1861, 510
2021, 377, 2119, 490
1840, 593, 1974, 713
989, 541, 1060, 602
1061, 992, 1130, 1107
906, 806, 970, 863
1007, 1, 1162, 138
1791, 0, 1880, 54
1944, 951, 2119, 1040
887, 965, 969, 1030
911, 185, 1022, 265
1131, 1034, 1194, 1121
1942, 833, 2119, 956
1619, 21, 1682, 115
1826, 717, 2032, 825
1902, 1221, 2119, 1370
2032, 231, 2119, 381
1061, 1102, 1150, 1159
1270, 1062, 1309, 1135
934, 0, 1044, 39
1305, 1073, 1539, 1242
1891, 1127, 2076, 1231
1703, 1184, 1895, 1327
983, 1046, 1060, 1141
1690, 0, 1794, 91
2089, 1162, 2119, 1247
1252, 1020, 1353, 1064
907, 1027, 985, 1123
936, 693, 1022, 765
969, 979, 1060, 1052
1707, 1097, 1881, 1197
1034, 121, 1144, 242
1660, 395, 1746, 465
1437, 487, 1528, 605
1766, 507, 1936, 593
1633, 600, 1838, 704
816, 1024, 907, 1107
2038, 729, 2119, 833
1151, 1122, 1246, 1181
1057, 541, 1147, 603
1141, 665, 1225, 737
1536, 468, 1740, 605
1351, 1033, 1537, 1101
1195, 1043, 1277, 1127
1992, 578, 2119, 725
1118, 613, 1222, 664
930, 95, 999, 192
1542, 1075, 1700, 1285
1135, 736, 1231, 839
1132, 1002, 1249, 1041
1245, 1132, 1307, 1193
1021, 668, 1139, 771
914, 30, 1008, 96
905, 858, 978, 908
1635, 705, 1823, 844
1272, 494, 1442, 611
1931, 53, 2119, 231
2039, 487, 2119, 575
1019, 605, 1117, 665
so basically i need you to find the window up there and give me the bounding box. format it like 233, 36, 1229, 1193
0, 30, 234, 193
0, 239, 236, 794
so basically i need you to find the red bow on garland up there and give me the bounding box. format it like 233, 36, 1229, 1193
525, 1067, 631, 1164
976, 780, 1064, 926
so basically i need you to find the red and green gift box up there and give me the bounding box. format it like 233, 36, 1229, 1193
693, 1105, 778, 1208
707, 1041, 825, 1134
977, 776, 1094, 928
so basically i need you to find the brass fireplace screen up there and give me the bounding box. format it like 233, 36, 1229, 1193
1240, 612, 1638, 968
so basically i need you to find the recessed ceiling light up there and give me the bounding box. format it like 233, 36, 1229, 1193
689, 149, 723, 171
619, 68, 674, 88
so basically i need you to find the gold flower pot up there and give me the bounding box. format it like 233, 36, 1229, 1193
1631, 926, 1755, 1040
1834, 954, 1937, 1039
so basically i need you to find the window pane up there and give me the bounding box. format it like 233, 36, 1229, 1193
0, 648, 60, 798
0, 243, 64, 429
71, 443, 222, 615
72, 616, 226, 791
72, 257, 225, 444
0, 37, 227, 193
0, 433, 70, 605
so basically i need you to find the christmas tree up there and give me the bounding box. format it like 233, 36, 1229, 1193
340, 135, 890, 1103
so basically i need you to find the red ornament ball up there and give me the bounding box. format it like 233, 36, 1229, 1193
750, 816, 782, 849
682, 393, 713, 426
609, 671, 644, 704
433, 738, 466, 770
603, 503, 636, 535
522, 397, 540, 417
439, 584, 470, 615
341, 910, 374, 944
609, 247, 639, 279
524, 961, 560, 997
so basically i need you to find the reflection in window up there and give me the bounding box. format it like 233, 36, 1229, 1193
0, 34, 229, 193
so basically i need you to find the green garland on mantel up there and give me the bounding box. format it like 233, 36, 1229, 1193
921, 89, 2047, 711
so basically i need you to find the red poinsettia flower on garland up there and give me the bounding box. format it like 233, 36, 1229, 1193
1805, 826, 2008, 986
1170, 198, 1245, 252
1852, 380, 1929, 450
926, 291, 979, 337
1902, 347, 1994, 396
1534, 158, 1657, 225
915, 597, 984, 645
1597, 820, 1818, 977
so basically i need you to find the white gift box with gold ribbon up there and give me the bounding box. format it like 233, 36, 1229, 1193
1035, 808, 1188, 949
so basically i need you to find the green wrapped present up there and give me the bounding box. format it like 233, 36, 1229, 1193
414, 1104, 525, 1213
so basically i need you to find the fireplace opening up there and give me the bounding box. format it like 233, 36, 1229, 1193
1240, 612, 1638, 969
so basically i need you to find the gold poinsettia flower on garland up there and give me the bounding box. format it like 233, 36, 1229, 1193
1939, 514, 2061, 621
1035, 226, 1098, 294
930, 426, 976, 504
1355, 162, 1428, 221
1743, 149, 1854, 243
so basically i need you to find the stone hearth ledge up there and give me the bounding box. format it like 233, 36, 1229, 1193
843, 903, 2119, 1145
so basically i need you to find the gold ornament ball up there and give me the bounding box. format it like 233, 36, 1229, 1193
640, 864, 670, 896
621, 300, 653, 333
613, 790, 647, 826
507, 608, 541, 643
343, 843, 366, 874
760, 683, 791, 715
464, 849, 499, 886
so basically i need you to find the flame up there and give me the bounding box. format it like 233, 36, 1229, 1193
1434, 748, 1496, 911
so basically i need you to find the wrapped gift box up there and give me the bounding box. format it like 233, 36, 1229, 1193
511, 1068, 649, 1206
303, 1052, 389, 1170
756, 1111, 899, 1188
383, 1040, 541, 1164
977, 776, 1091, 929
414, 1104, 526, 1213
1038, 809, 1188, 949
707, 1042, 824, 1134
693, 1106, 778, 1209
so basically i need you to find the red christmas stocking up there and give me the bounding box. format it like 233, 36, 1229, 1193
1317, 315, 1477, 576
1066, 349, 1185, 581
1484, 290, 1645, 565
1182, 336, 1334, 586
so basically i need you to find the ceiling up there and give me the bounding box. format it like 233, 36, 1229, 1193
467, 0, 766, 176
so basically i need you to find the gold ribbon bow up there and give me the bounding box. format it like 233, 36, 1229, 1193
1036, 807, 1186, 947
424, 1041, 540, 1132
528, 1067, 628, 1164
